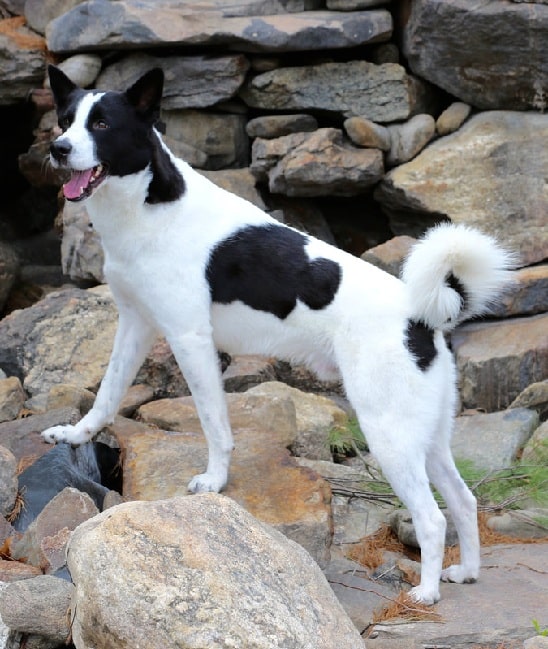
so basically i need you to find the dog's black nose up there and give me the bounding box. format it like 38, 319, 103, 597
50, 138, 72, 161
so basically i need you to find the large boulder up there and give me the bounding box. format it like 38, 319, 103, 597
402, 0, 548, 111
375, 111, 548, 265
67, 494, 363, 648
46, 2, 392, 53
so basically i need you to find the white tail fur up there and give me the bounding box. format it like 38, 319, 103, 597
401, 223, 516, 331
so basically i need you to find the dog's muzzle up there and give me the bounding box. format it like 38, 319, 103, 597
49, 137, 108, 201
50, 138, 72, 165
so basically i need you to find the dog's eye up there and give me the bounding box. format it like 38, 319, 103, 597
60, 117, 71, 131
93, 120, 109, 130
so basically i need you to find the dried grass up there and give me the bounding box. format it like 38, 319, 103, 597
352, 513, 548, 574
16, 455, 38, 476
347, 523, 420, 570
348, 523, 409, 570
371, 591, 443, 624
6, 488, 25, 523
478, 511, 548, 546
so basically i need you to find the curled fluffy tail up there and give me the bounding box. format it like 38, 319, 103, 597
401, 223, 516, 331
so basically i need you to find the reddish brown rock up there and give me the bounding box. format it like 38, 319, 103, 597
114, 392, 333, 565
0, 559, 42, 582
361, 235, 416, 277
11, 487, 99, 570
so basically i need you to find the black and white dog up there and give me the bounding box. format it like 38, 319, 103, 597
44, 66, 513, 604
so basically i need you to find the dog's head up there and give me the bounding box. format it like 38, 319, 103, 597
48, 66, 167, 202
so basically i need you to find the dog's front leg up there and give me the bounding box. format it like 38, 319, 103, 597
167, 329, 233, 493
42, 307, 156, 446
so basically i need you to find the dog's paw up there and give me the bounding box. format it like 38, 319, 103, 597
408, 585, 440, 606
441, 564, 478, 584
187, 472, 226, 494
41, 424, 92, 446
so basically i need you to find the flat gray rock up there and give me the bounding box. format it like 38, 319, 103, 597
241, 61, 431, 121
47, 2, 392, 53
451, 409, 539, 472
96, 52, 250, 110
365, 544, 548, 647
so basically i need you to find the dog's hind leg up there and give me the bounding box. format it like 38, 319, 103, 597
167, 329, 234, 494
426, 436, 480, 585
369, 438, 447, 604
338, 345, 447, 603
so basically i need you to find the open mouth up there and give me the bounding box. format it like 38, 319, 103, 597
63, 164, 108, 201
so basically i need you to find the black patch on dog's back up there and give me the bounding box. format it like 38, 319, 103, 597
406, 320, 437, 371
206, 224, 341, 319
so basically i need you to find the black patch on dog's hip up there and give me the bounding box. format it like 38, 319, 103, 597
206, 224, 341, 319
406, 320, 437, 371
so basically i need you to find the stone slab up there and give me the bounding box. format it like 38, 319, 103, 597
0, 17, 45, 105
364, 544, 548, 648
96, 52, 250, 110
47, 3, 392, 53
241, 61, 429, 122
452, 313, 548, 412
0, 407, 80, 463
489, 264, 548, 318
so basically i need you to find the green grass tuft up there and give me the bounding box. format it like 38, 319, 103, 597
328, 417, 367, 457
454, 458, 548, 511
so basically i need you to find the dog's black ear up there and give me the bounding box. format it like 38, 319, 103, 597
48, 65, 78, 108
126, 68, 164, 121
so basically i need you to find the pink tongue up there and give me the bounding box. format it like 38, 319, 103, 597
63, 169, 94, 199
